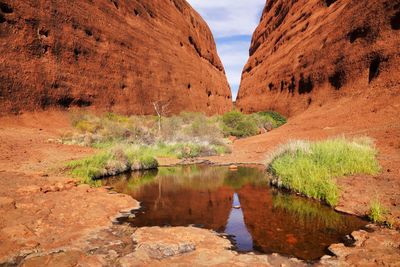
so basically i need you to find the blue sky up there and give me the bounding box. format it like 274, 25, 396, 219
187, 0, 265, 100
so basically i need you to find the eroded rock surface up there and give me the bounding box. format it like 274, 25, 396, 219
0, 171, 139, 264
0, 0, 232, 115
236, 0, 400, 116
319, 225, 400, 267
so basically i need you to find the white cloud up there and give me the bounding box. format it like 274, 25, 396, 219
187, 0, 265, 37
218, 41, 250, 85
187, 0, 265, 99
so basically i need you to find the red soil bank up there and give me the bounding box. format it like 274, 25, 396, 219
0, 0, 232, 115
236, 0, 400, 116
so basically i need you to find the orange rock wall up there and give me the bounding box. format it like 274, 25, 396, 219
0, 0, 232, 115
236, 0, 400, 116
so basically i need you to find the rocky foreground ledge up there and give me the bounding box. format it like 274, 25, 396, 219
5, 220, 400, 266
1, 168, 399, 267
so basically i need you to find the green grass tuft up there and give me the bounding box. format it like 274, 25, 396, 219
268, 137, 380, 206
368, 199, 388, 224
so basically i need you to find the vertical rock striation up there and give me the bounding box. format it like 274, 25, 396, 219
0, 0, 232, 115
236, 0, 400, 116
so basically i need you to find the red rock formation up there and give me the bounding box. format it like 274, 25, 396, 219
236, 0, 400, 116
0, 0, 232, 115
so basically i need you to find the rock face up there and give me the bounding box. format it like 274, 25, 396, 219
0, 0, 232, 115
236, 0, 400, 116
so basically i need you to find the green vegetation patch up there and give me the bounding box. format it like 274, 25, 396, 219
221, 110, 259, 137
67, 146, 158, 185
62, 110, 285, 184
221, 110, 287, 138
251, 111, 287, 129
368, 199, 392, 227
267, 137, 380, 206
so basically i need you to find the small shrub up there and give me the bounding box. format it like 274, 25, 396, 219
222, 110, 259, 138
221, 110, 286, 138
175, 143, 202, 159
75, 120, 99, 133
268, 137, 380, 206
252, 111, 287, 129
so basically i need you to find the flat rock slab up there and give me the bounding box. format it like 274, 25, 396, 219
119, 227, 305, 267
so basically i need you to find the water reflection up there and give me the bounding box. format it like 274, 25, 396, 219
225, 193, 253, 252
103, 165, 367, 260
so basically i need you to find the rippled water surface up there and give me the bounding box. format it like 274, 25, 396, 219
103, 165, 367, 260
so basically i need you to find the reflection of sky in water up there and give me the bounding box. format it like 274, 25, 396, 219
225, 193, 253, 252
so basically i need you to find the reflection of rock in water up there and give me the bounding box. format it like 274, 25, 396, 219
237, 185, 367, 260
105, 166, 234, 231
224, 193, 253, 252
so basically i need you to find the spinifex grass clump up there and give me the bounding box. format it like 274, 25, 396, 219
368, 199, 389, 225
67, 146, 158, 185
267, 137, 380, 206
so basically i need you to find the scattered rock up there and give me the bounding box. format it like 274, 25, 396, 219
64, 183, 75, 190
328, 243, 350, 258
42, 185, 56, 193
264, 122, 273, 132
351, 230, 369, 246
55, 182, 65, 191
229, 165, 238, 170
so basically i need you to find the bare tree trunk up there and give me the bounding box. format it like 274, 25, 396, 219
152, 100, 171, 137
153, 102, 162, 135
